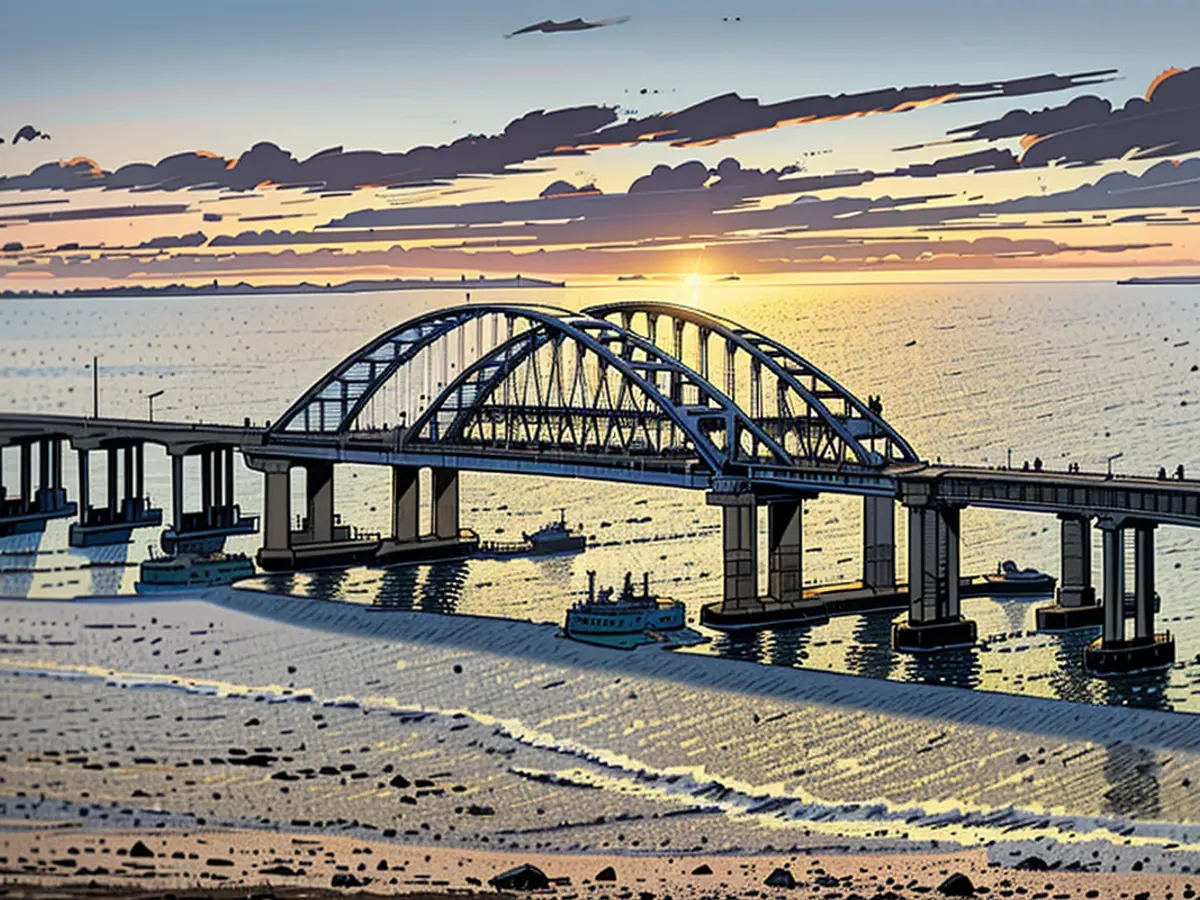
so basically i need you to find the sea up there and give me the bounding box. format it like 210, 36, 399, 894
1, 281, 1200, 853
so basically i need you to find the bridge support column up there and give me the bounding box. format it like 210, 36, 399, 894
767, 500, 802, 604
431, 468, 459, 540
862, 495, 895, 591
1037, 514, 1102, 631
1085, 519, 1174, 676
391, 466, 420, 542
19, 442, 31, 505
261, 461, 291, 553
201, 450, 214, 527
893, 504, 976, 653
722, 496, 758, 608
171, 454, 184, 532
305, 461, 335, 543
76, 450, 89, 524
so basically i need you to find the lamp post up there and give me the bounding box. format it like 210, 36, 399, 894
146, 389, 164, 422
1106, 452, 1124, 479
90, 355, 99, 419
1006, 447, 1013, 470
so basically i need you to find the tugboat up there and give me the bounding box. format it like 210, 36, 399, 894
135, 547, 256, 594
960, 560, 1056, 597
479, 509, 586, 558
564, 571, 688, 649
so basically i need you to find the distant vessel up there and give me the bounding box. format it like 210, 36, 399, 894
718, 274, 741, 281
617, 274, 647, 281
135, 550, 255, 594
960, 560, 1056, 597
478, 509, 586, 558
564, 571, 687, 649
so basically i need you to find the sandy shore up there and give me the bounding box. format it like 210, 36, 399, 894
4, 827, 1200, 899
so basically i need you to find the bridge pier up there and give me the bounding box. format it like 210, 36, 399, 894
68, 442, 163, 547
767, 499, 802, 604
0, 439, 75, 537
161, 447, 257, 554
862, 495, 896, 591
699, 490, 827, 630
892, 503, 977, 653
432, 468, 460, 540
304, 461, 337, 544
1084, 519, 1174, 676
391, 466, 420, 542
1037, 514, 1103, 631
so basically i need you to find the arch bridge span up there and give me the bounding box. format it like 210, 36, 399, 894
266, 301, 913, 495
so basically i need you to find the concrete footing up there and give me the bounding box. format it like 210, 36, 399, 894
1083, 634, 1175, 676
891, 617, 977, 653
1036, 602, 1104, 632
701, 597, 829, 631
258, 532, 479, 573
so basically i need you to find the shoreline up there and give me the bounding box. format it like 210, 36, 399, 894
4, 828, 1200, 898
0, 275, 564, 300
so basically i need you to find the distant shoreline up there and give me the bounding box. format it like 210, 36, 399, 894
0, 274, 565, 300
1117, 275, 1200, 285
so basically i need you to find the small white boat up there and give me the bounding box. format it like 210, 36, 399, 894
961, 560, 1056, 597
479, 509, 586, 558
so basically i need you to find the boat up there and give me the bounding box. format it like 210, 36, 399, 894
135, 549, 256, 594
564, 571, 688, 649
478, 509, 586, 558
960, 560, 1056, 597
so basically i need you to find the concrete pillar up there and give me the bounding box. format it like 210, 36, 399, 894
907, 505, 960, 624
306, 461, 335, 542
19, 442, 31, 502
1057, 514, 1094, 607
106, 447, 118, 516
263, 466, 291, 552
51, 440, 62, 491
722, 499, 758, 605
212, 448, 223, 512
862, 495, 896, 590
1134, 523, 1155, 641
767, 500, 803, 603
135, 443, 144, 499
392, 466, 420, 542
431, 468, 459, 540
38, 439, 50, 490
200, 450, 213, 524
76, 449, 89, 523
1099, 519, 1124, 645
171, 454, 184, 532
224, 447, 234, 508
123, 445, 134, 501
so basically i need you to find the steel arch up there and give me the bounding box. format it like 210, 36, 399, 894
401, 307, 792, 473
269, 304, 568, 435
584, 301, 919, 466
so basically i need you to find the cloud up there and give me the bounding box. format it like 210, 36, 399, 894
539, 179, 601, 198
629, 160, 710, 193
0, 203, 190, 224
914, 66, 1200, 171
505, 15, 629, 38
0, 69, 1115, 193
12, 125, 50, 144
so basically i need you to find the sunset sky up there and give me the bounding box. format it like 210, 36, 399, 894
4, 0, 1200, 286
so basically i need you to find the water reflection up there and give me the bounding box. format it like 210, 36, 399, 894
1102, 741, 1162, 819
415, 561, 467, 614
845, 611, 899, 681
1046, 630, 1102, 705
708, 623, 817, 668
1103, 668, 1173, 713
903, 645, 982, 690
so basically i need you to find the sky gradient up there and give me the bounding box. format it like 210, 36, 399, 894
4, 0, 1200, 286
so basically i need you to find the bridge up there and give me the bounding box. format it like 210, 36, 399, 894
2, 300, 1196, 676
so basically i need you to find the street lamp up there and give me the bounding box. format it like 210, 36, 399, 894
1106, 452, 1124, 479
146, 389, 164, 422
